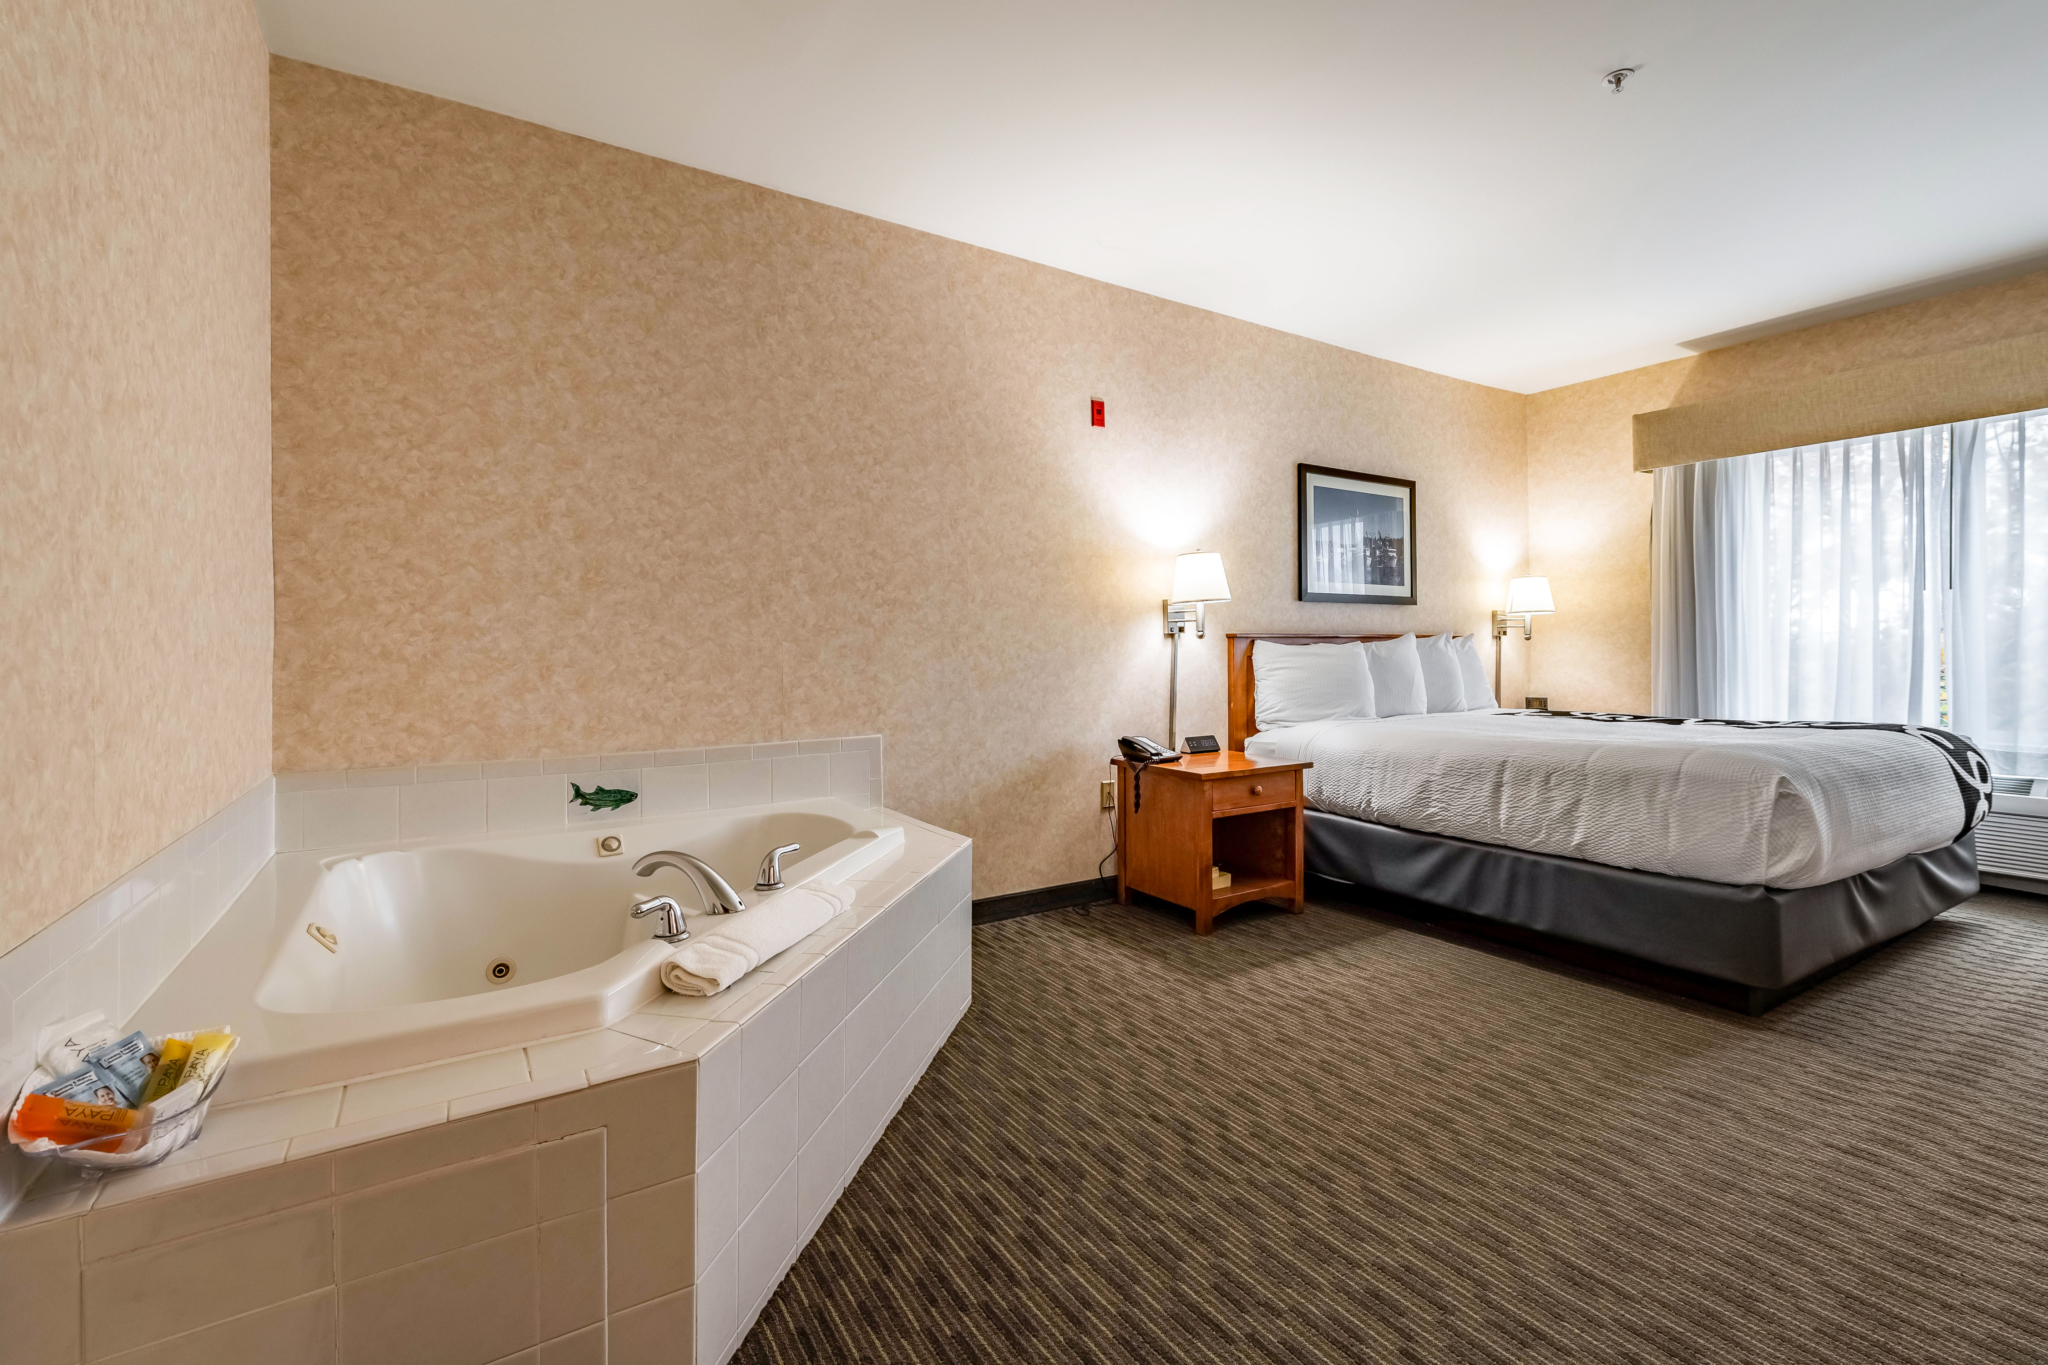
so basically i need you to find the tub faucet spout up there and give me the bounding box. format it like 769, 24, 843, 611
634, 850, 746, 915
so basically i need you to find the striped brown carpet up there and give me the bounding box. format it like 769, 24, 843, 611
735, 890, 2048, 1363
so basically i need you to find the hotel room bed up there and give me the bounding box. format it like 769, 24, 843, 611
1227, 633, 1989, 1012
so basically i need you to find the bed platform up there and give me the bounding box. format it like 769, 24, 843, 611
1306, 810, 1975, 1013
1226, 632, 1981, 1013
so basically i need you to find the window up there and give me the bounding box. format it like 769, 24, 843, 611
1652, 406, 2048, 778
1953, 411, 2048, 777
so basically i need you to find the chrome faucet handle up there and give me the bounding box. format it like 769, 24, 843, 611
630, 895, 690, 944
754, 843, 801, 892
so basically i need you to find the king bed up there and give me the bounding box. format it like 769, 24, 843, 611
1226, 633, 1989, 1012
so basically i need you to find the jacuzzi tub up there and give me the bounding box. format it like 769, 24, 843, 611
133, 797, 903, 1101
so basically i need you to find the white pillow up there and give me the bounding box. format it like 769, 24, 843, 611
1415, 633, 1468, 713
1453, 634, 1497, 709
1252, 641, 1374, 731
1363, 635, 1427, 717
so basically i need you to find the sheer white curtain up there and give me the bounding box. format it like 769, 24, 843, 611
1651, 429, 1949, 723
1952, 408, 2048, 776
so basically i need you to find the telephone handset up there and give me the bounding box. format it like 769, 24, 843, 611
1117, 735, 1178, 811
1118, 735, 1175, 762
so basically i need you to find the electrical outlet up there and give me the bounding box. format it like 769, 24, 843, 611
1100, 780, 1116, 809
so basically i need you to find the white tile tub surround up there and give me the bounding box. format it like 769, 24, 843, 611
277, 735, 885, 852
0, 817, 970, 1365
0, 778, 275, 1222
694, 836, 972, 1365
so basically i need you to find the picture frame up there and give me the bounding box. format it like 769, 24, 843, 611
1296, 463, 1417, 605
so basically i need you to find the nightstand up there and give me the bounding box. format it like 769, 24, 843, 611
1111, 751, 1313, 934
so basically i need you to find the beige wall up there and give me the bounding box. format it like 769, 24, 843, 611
0, 2, 273, 957
1526, 268, 2048, 714
269, 59, 1529, 898
1523, 362, 1683, 711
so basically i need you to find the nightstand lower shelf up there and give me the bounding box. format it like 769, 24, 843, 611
1206, 871, 1296, 911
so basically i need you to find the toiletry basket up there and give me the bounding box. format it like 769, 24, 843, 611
8, 1041, 232, 1173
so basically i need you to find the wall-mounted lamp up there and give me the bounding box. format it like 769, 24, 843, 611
1491, 575, 1555, 703
1164, 551, 1231, 747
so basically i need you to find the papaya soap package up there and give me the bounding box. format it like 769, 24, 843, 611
83, 1031, 157, 1107
139, 1038, 193, 1104
8, 1094, 137, 1151
178, 1030, 237, 1092
38, 1012, 116, 1076
38, 1061, 133, 1111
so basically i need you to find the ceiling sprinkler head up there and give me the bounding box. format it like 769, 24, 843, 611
1605, 67, 1636, 94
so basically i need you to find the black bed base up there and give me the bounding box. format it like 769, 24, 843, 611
1305, 810, 1979, 1015
1308, 873, 1901, 1015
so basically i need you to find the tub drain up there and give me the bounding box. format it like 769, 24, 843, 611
486, 958, 516, 984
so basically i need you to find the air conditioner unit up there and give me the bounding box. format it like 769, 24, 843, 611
1980, 777, 2048, 894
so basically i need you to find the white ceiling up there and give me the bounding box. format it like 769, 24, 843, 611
256, 0, 2048, 393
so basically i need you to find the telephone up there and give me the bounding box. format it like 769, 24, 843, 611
1117, 735, 1178, 811
1118, 735, 1175, 763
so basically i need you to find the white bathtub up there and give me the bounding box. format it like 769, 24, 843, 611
133, 798, 903, 1101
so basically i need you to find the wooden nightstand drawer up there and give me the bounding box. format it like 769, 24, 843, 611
1209, 771, 1296, 812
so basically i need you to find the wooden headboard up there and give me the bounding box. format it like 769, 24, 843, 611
1226, 632, 1455, 752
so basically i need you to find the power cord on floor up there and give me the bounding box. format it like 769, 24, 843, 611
1098, 798, 1119, 900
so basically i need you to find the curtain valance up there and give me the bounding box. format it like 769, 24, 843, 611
1632, 329, 2048, 472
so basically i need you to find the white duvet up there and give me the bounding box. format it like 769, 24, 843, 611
1246, 711, 1967, 888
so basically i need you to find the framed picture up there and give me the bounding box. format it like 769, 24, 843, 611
1297, 463, 1417, 605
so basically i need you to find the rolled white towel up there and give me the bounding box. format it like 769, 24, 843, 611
659, 880, 854, 996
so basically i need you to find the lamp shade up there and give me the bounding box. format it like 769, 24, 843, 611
1170, 551, 1231, 604
1506, 576, 1555, 615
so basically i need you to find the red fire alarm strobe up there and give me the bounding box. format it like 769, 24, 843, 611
1090, 398, 1105, 427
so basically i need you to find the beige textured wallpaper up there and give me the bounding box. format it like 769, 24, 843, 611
1524, 362, 1685, 712
1525, 267, 2048, 713
269, 59, 1529, 898
0, 2, 273, 957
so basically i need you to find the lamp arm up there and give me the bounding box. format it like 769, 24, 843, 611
1163, 597, 1212, 748
1492, 609, 1536, 705
1494, 623, 1503, 705
1168, 628, 1180, 748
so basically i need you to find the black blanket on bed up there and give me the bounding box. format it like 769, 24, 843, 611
1520, 711, 1993, 839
